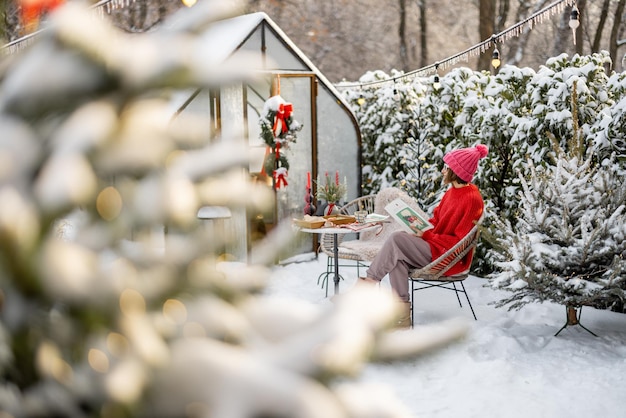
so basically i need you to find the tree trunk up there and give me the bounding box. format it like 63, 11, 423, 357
566, 306, 579, 325
398, 0, 409, 71
553, 5, 569, 56
2, 0, 21, 40
509, 0, 548, 66
419, 0, 428, 67
478, 0, 496, 71
609, 0, 626, 71
495, 0, 510, 34
592, 0, 611, 52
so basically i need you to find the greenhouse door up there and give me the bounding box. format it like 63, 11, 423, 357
247, 74, 316, 257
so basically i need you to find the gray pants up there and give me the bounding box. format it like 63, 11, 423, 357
366, 231, 432, 302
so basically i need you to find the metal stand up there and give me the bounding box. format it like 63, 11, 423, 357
554, 305, 598, 337
317, 267, 344, 297
316, 234, 344, 297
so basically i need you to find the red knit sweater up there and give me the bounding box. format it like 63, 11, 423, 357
421, 184, 484, 276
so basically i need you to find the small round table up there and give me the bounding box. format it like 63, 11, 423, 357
298, 224, 378, 295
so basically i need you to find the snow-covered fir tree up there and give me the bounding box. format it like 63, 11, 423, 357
488, 147, 626, 313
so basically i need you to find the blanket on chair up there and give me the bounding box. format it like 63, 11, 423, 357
340, 187, 424, 261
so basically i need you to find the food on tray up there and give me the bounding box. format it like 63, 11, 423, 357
365, 213, 389, 222
293, 215, 326, 229
323, 215, 356, 225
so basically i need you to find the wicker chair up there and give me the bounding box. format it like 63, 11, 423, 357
409, 213, 484, 324
317, 195, 376, 294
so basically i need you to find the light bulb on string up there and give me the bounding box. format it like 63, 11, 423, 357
357, 93, 365, 106
182, 0, 197, 7
433, 63, 441, 90
569, 5, 580, 45
491, 48, 501, 69
393, 79, 400, 100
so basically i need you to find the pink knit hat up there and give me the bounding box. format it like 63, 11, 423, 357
443, 144, 489, 182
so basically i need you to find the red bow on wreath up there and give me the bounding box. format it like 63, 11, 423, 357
273, 102, 293, 137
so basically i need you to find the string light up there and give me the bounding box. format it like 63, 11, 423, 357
491, 48, 501, 69
393, 79, 400, 100
182, 0, 197, 6
433, 63, 441, 90
2, 0, 578, 79
569, 4, 580, 45
335, 0, 576, 90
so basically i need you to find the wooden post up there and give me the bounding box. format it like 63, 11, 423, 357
271, 74, 281, 96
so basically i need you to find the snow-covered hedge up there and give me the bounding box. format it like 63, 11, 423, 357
340, 51, 626, 310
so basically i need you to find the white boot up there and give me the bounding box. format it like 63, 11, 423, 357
396, 301, 412, 329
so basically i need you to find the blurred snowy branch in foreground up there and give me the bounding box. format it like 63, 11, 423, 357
0, 2, 466, 417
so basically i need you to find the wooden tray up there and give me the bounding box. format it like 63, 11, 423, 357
324, 215, 356, 225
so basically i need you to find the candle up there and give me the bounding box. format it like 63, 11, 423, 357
335, 170, 339, 186
306, 171, 311, 189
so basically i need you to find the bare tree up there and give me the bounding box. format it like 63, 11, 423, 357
5, 0, 625, 82
399, 0, 409, 71
609, 0, 626, 69
418, 0, 427, 67
592, 0, 611, 52
508, 0, 548, 66
496, 0, 510, 33
553, 3, 573, 58
1, 0, 20, 41
109, 0, 181, 32
478, 0, 496, 71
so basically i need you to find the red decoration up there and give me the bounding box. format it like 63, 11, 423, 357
273, 103, 293, 137
19, 0, 64, 33
259, 90, 302, 191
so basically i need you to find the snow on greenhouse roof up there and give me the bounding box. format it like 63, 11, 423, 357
194, 12, 351, 110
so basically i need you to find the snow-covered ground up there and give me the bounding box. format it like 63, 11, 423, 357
266, 253, 626, 418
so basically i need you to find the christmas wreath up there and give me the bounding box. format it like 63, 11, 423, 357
259, 95, 303, 189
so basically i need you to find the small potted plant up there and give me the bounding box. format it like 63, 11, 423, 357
316, 171, 347, 215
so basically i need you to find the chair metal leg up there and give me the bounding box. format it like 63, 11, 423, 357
410, 281, 415, 328
459, 281, 477, 320
452, 282, 463, 307
410, 279, 477, 321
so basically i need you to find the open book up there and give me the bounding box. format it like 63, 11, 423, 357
384, 198, 434, 234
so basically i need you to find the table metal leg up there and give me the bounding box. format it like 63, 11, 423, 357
333, 234, 340, 294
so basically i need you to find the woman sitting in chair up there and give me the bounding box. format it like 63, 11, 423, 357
361, 144, 488, 328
